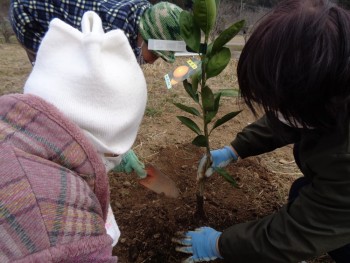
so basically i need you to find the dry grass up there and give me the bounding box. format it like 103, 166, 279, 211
0, 44, 32, 94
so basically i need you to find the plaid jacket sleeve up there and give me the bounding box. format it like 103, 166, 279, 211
10, 0, 151, 54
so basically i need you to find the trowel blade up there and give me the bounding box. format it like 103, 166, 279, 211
138, 165, 179, 198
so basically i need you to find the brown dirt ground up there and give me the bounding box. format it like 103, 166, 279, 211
1, 43, 333, 263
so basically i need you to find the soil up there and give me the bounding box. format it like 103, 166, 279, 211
110, 144, 286, 263
1, 44, 333, 263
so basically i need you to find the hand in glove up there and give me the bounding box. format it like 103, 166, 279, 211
197, 146, 238, 180
113, 149, 147, 178
172, 227, 222, 262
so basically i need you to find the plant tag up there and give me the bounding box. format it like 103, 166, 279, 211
148, 39, 187, 52
164, 58, 201, 89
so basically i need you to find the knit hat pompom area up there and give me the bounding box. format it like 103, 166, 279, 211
24, 11, 147, 156
139, 2, 183, 63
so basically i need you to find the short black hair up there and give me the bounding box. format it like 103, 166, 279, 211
237, 0, 350, 131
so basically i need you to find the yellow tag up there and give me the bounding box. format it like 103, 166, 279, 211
187, 59, 198, 70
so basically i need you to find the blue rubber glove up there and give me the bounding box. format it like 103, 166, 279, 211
197, 146, 238, 180
172, 227, 222, 262
112, 149, 147, 178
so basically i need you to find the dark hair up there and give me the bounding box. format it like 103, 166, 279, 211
237, 0, 350, 131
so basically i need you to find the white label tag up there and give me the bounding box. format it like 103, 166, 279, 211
148, 39, 187, 52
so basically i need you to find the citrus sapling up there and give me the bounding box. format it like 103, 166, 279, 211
174, 0, 245, 218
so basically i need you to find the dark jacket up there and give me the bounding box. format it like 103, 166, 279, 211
0, 94, 116, 262
219, 115, 350, 262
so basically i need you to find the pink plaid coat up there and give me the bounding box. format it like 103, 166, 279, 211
0, 94, 117, 262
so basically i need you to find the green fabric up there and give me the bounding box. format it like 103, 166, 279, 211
113, 149, 146, 178
139, 2, 183, 63
218, 115, 350, 262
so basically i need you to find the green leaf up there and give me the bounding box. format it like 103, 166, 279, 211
213, 91, 222, 112
191, 71, 200, 95
210, 110, 241, 133
183, 79, 199, 103
193, 0, 217, 36
177, 116, 202, 135
207, 47, 231, 79
180, 11, 201, 52
212, 20, 245, 54
205, 111, 216, 124
192, 135, 208, 147
174, 103, 201, 116
206, 42, 213, 57
201, 86, 214, 111
205, 92, 221, 123
215, 167, 238, 187
219, 89, 240, 97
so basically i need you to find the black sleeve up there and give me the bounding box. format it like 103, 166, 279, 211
231, 115, 301, 158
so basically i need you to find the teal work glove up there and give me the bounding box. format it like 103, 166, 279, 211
173, 227, 222, 262
197, 146, 238, 180
113, 150, 147, 178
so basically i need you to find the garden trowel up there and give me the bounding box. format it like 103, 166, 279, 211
138, 164, 179, 198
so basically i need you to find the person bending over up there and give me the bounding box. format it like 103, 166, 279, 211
174, 0, 350, 262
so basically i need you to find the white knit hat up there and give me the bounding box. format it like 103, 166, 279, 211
24, 11, 147, 155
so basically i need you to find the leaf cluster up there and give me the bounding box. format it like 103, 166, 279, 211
175, 0, 244, 148
174, 0, 245, 185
